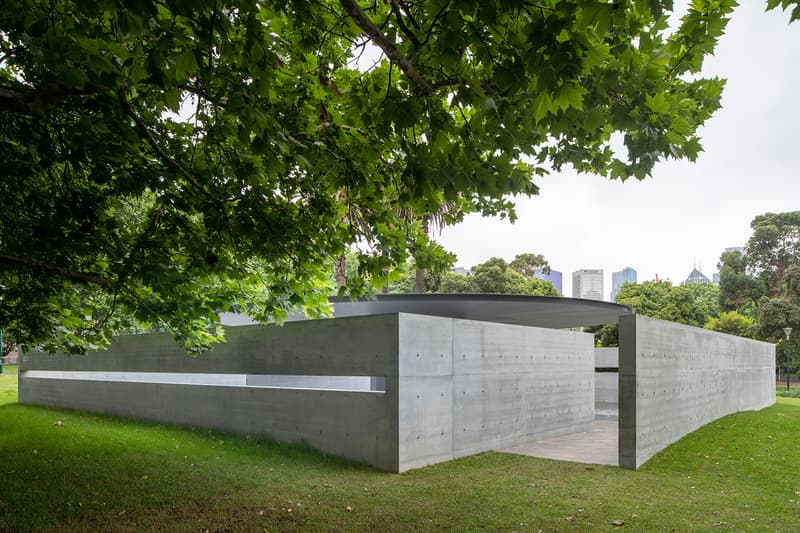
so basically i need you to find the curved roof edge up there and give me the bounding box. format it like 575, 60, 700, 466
328, 294, 632, 329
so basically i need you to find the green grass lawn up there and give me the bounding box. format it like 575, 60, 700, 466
1, 372, 798, 532
776, 383, 800, 397
0, 364, 17, 405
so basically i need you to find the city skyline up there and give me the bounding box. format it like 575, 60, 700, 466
454, 259, 718, 302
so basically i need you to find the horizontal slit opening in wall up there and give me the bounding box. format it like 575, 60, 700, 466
21, 371, 386, 393
595, 367, 619, 373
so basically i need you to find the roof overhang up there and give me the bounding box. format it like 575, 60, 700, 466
327, 294, 632, 329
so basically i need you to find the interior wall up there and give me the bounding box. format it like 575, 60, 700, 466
396, 314, 595, 470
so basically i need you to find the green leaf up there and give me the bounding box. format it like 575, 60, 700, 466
532, 92, 553, 122
646, 92, 670, 114
174, 50, 198, 81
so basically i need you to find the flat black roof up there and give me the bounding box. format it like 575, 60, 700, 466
328, 294, 632, 329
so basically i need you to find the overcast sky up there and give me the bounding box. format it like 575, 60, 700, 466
436, 2, 799, 300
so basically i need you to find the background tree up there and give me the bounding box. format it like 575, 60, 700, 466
460, 257, 558, 296
614, 281, 717, 328
438, 271, 477, 294
746, 212, 800, 298
387, 257, 453, 294
586, 323, 619, 348
704, 311, 755, 338
685, 282, 721, 324
509, 253, 550, 278
0, 0, 752, 351
717, 250, 765, 314
718, 211, 800, 344
593, 280, 719, 347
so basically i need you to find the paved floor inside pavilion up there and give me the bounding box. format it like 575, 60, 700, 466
500, 419, 618, 467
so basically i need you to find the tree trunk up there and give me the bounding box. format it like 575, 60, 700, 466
414, 214, 431, 293
414, 268, 425, 293
335, 253, 346, 288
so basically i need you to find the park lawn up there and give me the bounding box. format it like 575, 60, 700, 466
0, 376, 798, 532
0, 364, 17, 405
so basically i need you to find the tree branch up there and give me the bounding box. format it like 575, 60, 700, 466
0, 252, 117, 289
394, 0, 421, 30
0, 81, 118, 117
390, 0, 422, 48
338, 0, 432, 95
410, 0, 450, 60
115, 87, 224, 212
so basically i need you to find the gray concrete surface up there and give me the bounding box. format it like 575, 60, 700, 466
20, 313, 596, 473
21, 315, 402, 471
594, 347, 619, 418
594, 347, 619, 368
618, 314, 775, 469
501, 419, 618, 466
21, 310, 774, 473
396, 315, 595, 470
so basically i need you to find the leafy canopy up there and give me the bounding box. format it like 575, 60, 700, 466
614, 280, 719, 328
469, 257, 559, 296
704, 310, 754, 338
0, 0, 751, 352
389, 254, 559, 296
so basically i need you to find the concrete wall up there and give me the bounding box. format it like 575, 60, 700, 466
595, 347, 618, 368
20, 313, 596, 473
618, 314, 775, 469
594, 347, 618, 418
2, 348, 19, 365
396, 315, 595, 470
20, 315, 401, 471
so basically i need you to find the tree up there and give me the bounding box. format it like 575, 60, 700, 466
466, 257, 558, 296
614, 280, 714, 328
509, 253, 550, 278
768, 1, 800, 25
587, 323, 619, 348
438, 271, 477, 294
684, 282, 720, 323
592, 280, 718, 347
717, 250, 765, 315
746, 212, 800, 298
0, 1, 749, 351
387, 257, 453, 294
704, 311, 754, 338
718, 212, 800, 343
754, 297, 800, 342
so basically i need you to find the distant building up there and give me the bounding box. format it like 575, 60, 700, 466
533, 268, 563, 295
572, 269, 604, 301
684, 268, 711, 284
611, 267, 637, 302
724, 246, 745, 255
450, 267, 470, 276
713, 272, 720, 284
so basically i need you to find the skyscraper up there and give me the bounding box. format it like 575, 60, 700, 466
533, 268, 563, 294
572, 269, 604, 301
684, 268, 711, 284
611, 267, 637, 302
724, 246, 745, 255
